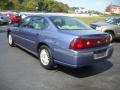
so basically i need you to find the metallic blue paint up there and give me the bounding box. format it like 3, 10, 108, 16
8, 15, 113, 68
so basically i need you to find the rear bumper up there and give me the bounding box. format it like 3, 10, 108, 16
74, 45, 113, 68
54, 44, 113, 68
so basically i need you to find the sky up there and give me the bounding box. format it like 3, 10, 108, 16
56, 0, 120, 12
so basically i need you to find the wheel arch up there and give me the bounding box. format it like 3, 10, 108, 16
37, 42, 56, 70
37, 42, 50, 53
104, 30, 115, 36
7, 30, 11, 37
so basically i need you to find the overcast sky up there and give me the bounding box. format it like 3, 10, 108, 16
56, 0, 120, 12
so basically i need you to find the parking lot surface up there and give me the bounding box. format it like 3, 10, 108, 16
0, 26, 120, 90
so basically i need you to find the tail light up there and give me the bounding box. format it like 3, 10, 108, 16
13, 16, 16, 19
13, 16, 21, 19
16, 16, 21, 18
69, 35, 110, 50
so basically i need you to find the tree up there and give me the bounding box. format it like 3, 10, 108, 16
37, 0, 70, 12
12, 0, 21, 10
0, 0, 9, 10
7, 0, 21, 10
38, 0, 48, 11
106, 4, 112, 12
22, 0, 38, 11
0, 0, 70, 12
6, 1, 14, 10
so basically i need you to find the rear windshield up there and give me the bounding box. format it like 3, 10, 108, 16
49, 16, 91, 30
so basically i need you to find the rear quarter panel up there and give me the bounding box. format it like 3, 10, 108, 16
46, 30, 77, 64
37, 27, 77, 64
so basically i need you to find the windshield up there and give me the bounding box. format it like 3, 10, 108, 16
50, 16, 91, 30
105, 17, 113, 21
105, 17, 117, 24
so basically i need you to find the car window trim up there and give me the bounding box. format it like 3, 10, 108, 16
20, 16, 49, 30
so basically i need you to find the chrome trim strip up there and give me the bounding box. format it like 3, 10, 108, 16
15, 42, 38, 56
14, 35, 36, 44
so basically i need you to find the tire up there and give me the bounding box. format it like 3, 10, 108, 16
8, 19, 12, 24
0, 21, 3, 25
106, 31, 114, 41
8, 33, 15, 47
39, 45, 55, 70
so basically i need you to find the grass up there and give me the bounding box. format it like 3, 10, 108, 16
76, 16, 107, 24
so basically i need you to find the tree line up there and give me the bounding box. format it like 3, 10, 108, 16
0, 0, 70, 12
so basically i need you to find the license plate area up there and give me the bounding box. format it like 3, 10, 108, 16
94, 49, 108, 59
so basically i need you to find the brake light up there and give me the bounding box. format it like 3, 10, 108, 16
13, 16, 16, 19
86, 41, 91, 46
69, 38, 84, 50
69, 36, 110, 50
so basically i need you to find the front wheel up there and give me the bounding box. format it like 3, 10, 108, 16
39, 45, 55, 70
106, 32, 114, 41
8, 33, 14, 47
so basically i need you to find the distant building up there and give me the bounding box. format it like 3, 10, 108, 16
110, 5, 120, 14
74, 7, 100, 15
75, 7, 89, 14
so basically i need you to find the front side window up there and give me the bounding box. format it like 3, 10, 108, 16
20, 16, 32, 27
105, 18, 118, 25
28, 17, 48, 30
50, 16, 91, 30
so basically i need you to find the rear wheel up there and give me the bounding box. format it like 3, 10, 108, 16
39, 45, 55, 70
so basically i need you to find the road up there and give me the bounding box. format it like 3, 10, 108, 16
0, 26, 120, 90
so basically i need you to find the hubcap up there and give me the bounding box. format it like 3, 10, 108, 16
8, 34, 12, 45
9, 19, 12, 24
109, 34, 113, 41
40, 49, 49, 66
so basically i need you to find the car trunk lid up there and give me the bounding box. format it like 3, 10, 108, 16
61, 30, 111, 50
61, 29, 107, 38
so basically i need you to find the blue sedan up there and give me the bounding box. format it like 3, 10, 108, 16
7, 15, 113, 69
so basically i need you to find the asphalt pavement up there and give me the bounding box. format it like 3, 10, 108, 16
0, 26, 120, 90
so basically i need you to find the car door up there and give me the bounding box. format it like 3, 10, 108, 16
115, 18, 120, 36
19, 16, 49, 53
13, 16, 32, 46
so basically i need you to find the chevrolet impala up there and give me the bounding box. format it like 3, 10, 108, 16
7, 15, 113, 69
